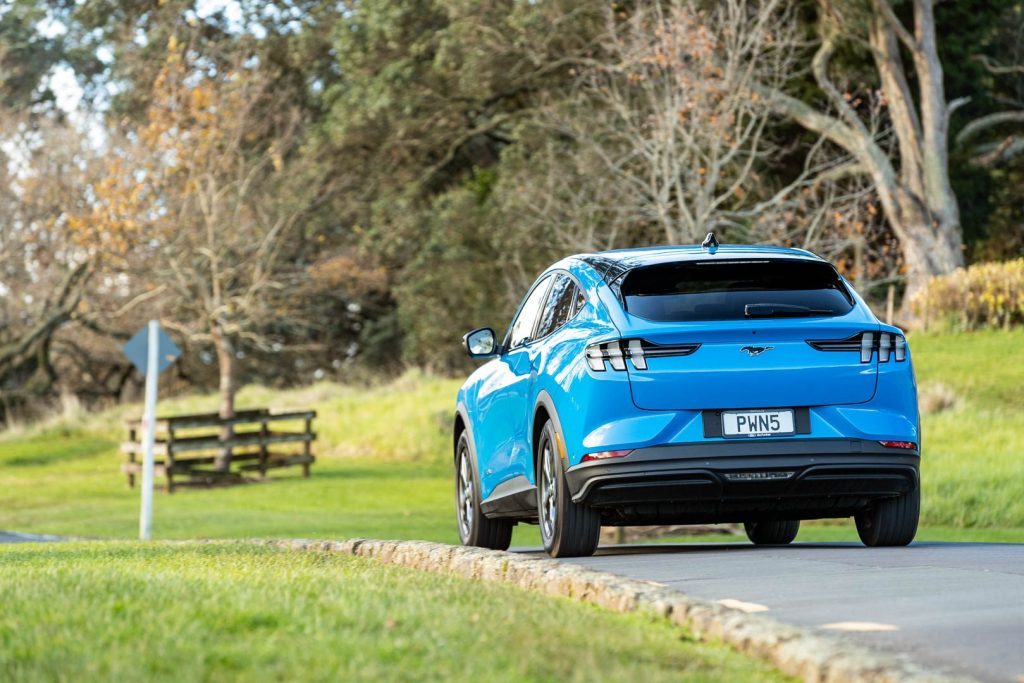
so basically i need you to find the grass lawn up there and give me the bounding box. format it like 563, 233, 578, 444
0, 542, 789, 683
0, 331, 1021, 541
911, 329, 1024, 527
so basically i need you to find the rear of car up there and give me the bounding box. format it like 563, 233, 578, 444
455, 241, 920, 558
566, 248, 920, 548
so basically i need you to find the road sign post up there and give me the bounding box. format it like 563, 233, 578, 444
122, 321, 181, 541
139, 320, 159, 540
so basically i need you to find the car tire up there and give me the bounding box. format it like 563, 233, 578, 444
855, 486, 920, 547
536, 420, 600, 558
744, 519, 800, 545
455, 431, 513, 550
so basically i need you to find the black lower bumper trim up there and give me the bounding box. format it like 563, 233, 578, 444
566, 438, 919, 524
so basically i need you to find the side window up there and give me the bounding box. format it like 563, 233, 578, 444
508, 275, 552, 349
573, 288, 586, 316
535, 274, 578, 340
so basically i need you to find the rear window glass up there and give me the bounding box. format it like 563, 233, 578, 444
621, 259, 854, 322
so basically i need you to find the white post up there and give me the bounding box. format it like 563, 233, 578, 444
139, 319, 160, 541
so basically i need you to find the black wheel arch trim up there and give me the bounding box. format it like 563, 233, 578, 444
453, 403, 476, 463
532, 390, 568, 464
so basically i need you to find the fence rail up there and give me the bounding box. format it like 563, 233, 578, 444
121, 408, 316, 492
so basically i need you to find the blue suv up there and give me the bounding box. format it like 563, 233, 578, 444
454, 237, 920, 557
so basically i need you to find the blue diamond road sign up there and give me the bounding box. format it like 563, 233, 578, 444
122, 324, 181, 376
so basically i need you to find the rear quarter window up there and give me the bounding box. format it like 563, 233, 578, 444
534, 274, 578, 340
621, 259, 854, 322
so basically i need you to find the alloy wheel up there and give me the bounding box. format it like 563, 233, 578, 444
539, 441, 558, 541
457, 447, 474, 540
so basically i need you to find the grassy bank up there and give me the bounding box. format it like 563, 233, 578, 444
0, 330, 1021, 540
911, 329, 1024, 527
0, 373, 466, 541
0, 542, 787, 682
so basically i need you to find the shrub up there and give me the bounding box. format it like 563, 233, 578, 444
911, 259, 1024, 331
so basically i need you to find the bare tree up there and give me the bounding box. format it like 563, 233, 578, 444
0, 115, 96, 422
756, 0, 965, 303
748, 87, 903, 296
529, 0, 968, 306
560, 0, 803, 245
86, 37, 328, 470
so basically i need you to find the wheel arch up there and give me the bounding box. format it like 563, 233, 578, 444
453, 405, 473, 463
532, 391, 567, 477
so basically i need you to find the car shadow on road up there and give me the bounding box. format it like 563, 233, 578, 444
513, 540, 1014, 557
513, 542, 859, 557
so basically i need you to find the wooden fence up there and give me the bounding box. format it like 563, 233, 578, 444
121, 408, 316, 492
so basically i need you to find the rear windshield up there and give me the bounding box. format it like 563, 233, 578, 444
620, 259, 854, 322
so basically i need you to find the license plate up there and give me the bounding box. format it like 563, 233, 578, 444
722, 409, 795, 438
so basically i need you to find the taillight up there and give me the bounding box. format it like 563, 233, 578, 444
808, 332, 907, 363
582, 449, 633, 462
626, 339, 646, 370
585, 341, 628, 371
879, 440, 917, 450
860, 332, 874, 363
894, 335, 906, 361
585, 339, 700, 371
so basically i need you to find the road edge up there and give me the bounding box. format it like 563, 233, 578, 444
260, 538, 976, 683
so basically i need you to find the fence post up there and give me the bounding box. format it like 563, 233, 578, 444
259, 418, 269, 479
303, 415, 312, 478
128, 426, 137, 488
166, 424, 175, 494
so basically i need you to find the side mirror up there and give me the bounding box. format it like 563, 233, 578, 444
463, 327, 499, 359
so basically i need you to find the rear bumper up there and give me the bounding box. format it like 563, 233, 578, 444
566, 438, 919, 524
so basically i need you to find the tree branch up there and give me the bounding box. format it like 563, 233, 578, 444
971, 54, 1024, 76
811, 25, 870, 135
955, 110, 1024, 146
0, 261, 92, 369
875, 0, 917, 52
752, 83, 863, 153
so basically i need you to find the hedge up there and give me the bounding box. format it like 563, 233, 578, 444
911, 258, 1024, 330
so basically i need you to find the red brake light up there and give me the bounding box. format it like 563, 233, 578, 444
582, 449, 633, 462
879, 440, 917, 450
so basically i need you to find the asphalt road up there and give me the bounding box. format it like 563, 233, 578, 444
521, 542, 1024, 683
0, 531, 63, 543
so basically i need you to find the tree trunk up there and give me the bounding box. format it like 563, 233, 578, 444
213, 332, 236, 473
754, 0, 966, 320
873, 179, 964, 308
894, 215, 964, 306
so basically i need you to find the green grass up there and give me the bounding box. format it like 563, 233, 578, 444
0, 542, 788, 683
910, 328, 1024, 411
0, 372, 468, 541
911, 329, 1024, 527
0, 330, 1021, 540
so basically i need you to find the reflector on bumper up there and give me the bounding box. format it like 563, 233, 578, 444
879, 440, 917, 450
581, 449, 633, 463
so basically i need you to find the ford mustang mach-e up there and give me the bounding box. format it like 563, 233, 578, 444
454, 236, 920, 557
